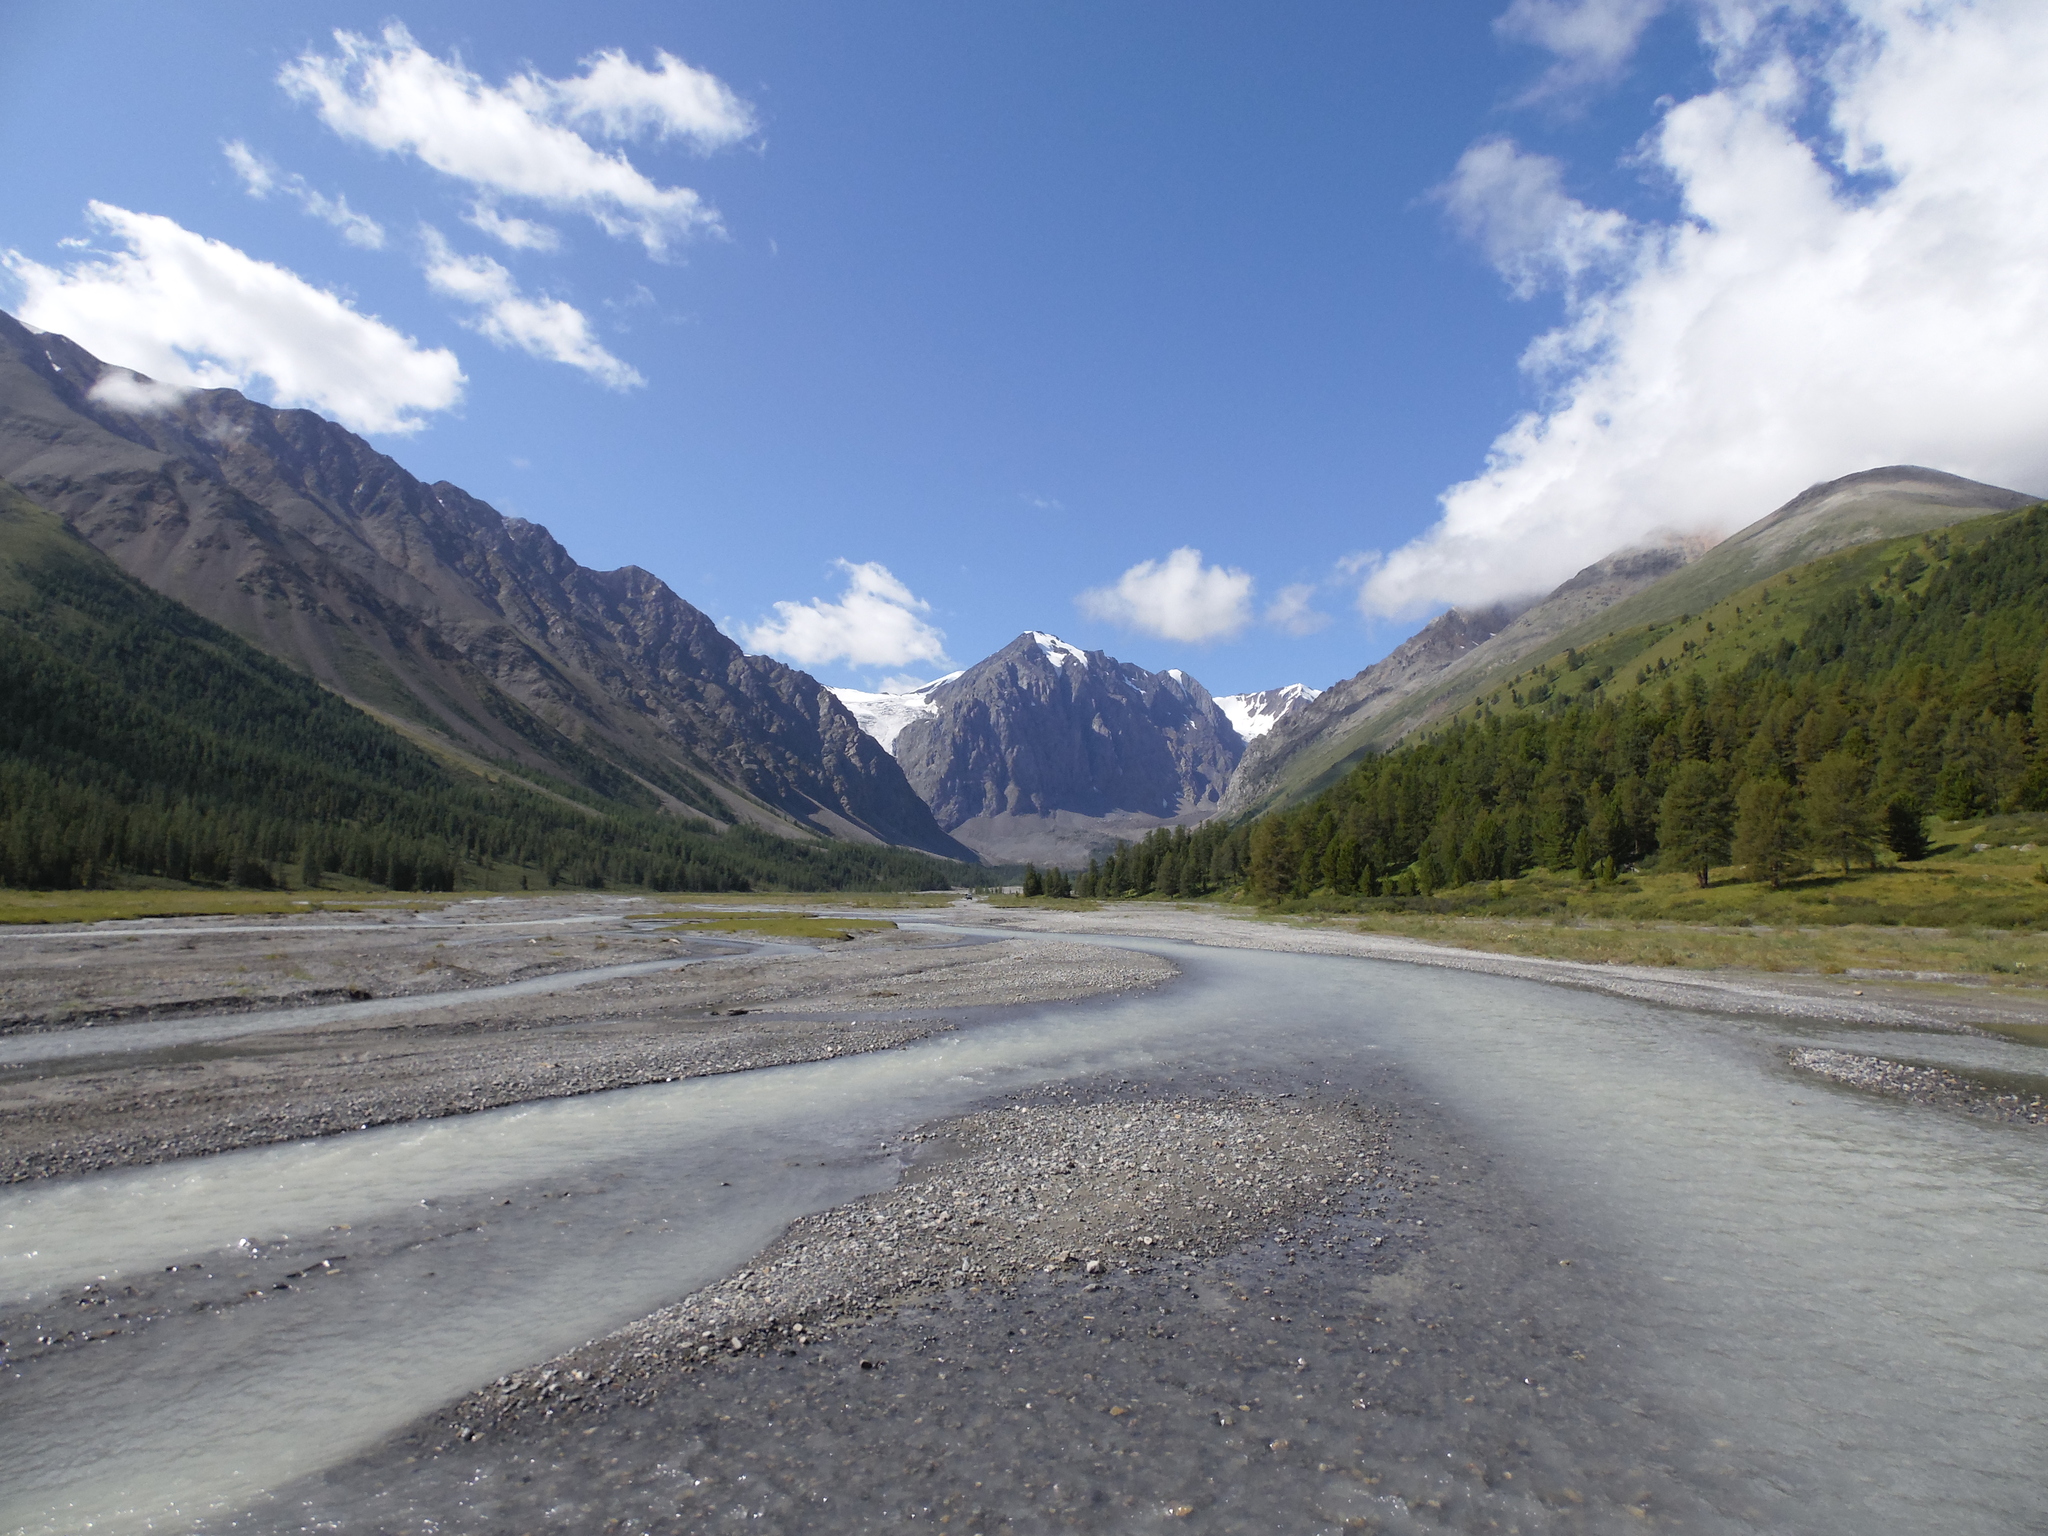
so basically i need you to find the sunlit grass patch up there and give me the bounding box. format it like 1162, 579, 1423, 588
0, 889, 399, 926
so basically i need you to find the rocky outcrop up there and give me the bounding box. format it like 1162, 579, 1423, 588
0, 311, 968, 859
890, 632, 1242, 866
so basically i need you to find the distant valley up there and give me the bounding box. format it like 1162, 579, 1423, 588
2, 307, 2041, 891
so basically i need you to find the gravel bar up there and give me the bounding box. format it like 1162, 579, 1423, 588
448, 1092, 1390, 1436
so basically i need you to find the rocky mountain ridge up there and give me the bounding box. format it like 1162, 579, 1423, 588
0, 312, 969, 860
888, 632, 1243, 865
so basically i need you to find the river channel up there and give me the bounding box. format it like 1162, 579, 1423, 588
2, 931, 2044, 1533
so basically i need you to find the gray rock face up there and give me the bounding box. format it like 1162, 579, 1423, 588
891, 632, 1242, 866
0, 312, 969, 860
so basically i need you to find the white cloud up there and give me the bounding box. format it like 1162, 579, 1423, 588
1365, 0, 2048, 620
4, 202, 464, 435
280, 25, 748, 258
422, 230, 642, 389
463, 202, 560, 252
1432, 138, 1632, 300
224, 140, 386, 249
86, 368, 191, 414
541, 47, 757, 147
1497, 0, 1671, 96
1265, 583, 1330, 637
742, 560, 950, 670
1077, 547, 1254, 643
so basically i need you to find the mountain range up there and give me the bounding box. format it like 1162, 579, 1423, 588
0, 312, 969, 861
4, 308, 2041, 889
1218, 466, 2043, 821
846, 633, 1247, 866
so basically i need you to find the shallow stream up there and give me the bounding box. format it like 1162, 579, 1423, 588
2, 934, 2043, 1533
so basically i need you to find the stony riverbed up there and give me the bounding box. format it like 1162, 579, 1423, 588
0, 918, 1173, 1181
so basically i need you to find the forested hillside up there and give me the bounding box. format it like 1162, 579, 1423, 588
1240, 502, 2048, 900
0, 488, 975, 894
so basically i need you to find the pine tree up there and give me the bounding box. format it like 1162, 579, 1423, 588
1884, 795, 1931, 861
1733, 778, 1805, 888
1658, 761, 1733, 888
1805, 751, 1879, 875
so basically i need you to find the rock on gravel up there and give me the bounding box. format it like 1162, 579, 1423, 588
1790, 1047, 2048, 1124
451, 1093, 1390, 1434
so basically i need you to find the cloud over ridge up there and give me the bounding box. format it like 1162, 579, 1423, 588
1078, 547, 1254, 643
4, 202, 463, 434
743, 560, 950, 671
1366, 0, 2048, 620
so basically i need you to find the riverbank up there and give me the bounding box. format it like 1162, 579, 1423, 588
920, 900, 2048, 1037
0, 901, 1174, 1182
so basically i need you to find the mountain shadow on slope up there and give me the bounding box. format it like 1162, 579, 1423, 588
0, 311, 969, 861
0, 482, 974, 894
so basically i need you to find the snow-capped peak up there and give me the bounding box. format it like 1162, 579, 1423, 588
831, 671, 962, 754
1028, 630, 1090, 668
1214, 683, 1322, 741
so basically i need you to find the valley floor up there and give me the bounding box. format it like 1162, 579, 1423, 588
0, 896, 1173, 1182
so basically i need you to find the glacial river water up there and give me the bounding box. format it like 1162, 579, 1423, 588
2, 933, 2044, 1534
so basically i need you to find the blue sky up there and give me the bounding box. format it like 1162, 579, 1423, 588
6, 1, 2047, 698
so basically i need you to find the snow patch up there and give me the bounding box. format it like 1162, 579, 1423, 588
1214, 683, 1322, 741
1028, 631, 1089, 669
832, 672, 962, 754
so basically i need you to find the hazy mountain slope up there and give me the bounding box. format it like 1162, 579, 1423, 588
0, 312, 969, 860
1227, 466, 2041, 820
1432, 502, 2043, 734
1217, 599, 1534, 820
890, 632, 1242, 866
0, 481, 975, 893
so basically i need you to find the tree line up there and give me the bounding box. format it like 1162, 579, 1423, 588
0, 529, 973, 894
1239, 504, 2048, 901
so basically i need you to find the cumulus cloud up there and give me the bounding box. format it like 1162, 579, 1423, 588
224, 140, 386, 249
86, 368, 191, 414
280, 25, 750, 257
3, 202, 464, 434
1365, 0, 2048, 620
1077, 548, 1254, 643
421, 230, 643, 390
742, 560, 950, 671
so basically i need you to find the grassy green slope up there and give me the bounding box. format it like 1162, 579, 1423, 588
1432, 508, 2029, 732
0, 482, 977, 894
1254, 480, 2039, 815
1236, 500, 2048, 933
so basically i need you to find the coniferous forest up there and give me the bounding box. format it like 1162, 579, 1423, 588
0, 494, 977, 895
1235, 503, 2048, 902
